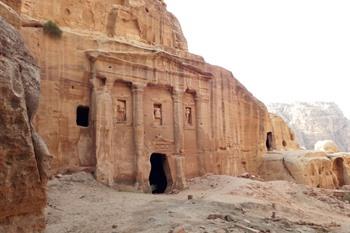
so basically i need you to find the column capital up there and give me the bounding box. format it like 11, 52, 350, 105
100, 78, 114, 93
172, 88, 184, 100
89, 78, 99, 89
172, 88, 184, 94
132, 83, 146, 92
195, 93, 204, 102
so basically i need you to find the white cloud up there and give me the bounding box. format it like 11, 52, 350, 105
166, 0, 350, 118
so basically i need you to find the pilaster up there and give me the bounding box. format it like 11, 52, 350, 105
172, 88, 187, 189
132, 83, 145, 189
94, 79, 114, 186
195, 93, 206, 176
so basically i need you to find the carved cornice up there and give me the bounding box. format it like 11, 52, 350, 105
86, 49, 213, 80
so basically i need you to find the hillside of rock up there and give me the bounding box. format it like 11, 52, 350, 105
268, 102, 350, 152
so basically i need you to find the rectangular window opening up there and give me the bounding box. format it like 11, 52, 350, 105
76, 106, 89, 127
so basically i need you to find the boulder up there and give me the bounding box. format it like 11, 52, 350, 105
315, 140, 339, 153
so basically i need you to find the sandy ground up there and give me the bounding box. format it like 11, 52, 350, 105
45, 173, 350, 233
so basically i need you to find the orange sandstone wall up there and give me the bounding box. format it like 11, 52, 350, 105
1, 0, 21, 12
0, 1, 21, 28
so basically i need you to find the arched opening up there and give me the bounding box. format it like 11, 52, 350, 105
266, 132, 273, 151
333, 158, 345, 187
149, 153, 169, 194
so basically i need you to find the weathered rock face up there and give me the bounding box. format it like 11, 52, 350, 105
259, 151, 350, 189
21, 0, 187, 50
0, 16, 48, 233
267, 113, 299, 151
0, 1, 21, 28
261, 112, 350, 189
332, 153, 350, 186
18, 0, 272, 192
1, 0, 21, 13
268, 102, 350, 152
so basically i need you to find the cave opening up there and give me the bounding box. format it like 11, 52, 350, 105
282, 140, 287, 147
266, 132, 273, 151
333, 158, 345, 187
149, 153, 168, 194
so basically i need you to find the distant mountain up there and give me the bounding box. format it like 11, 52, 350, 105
268, 102, 350, 152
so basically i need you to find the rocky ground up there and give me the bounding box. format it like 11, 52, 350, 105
45, 173, 350, 233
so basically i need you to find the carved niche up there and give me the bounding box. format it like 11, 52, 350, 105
185, 107, 192, 125
106, 3, 144, 40
106, 5, 119, 37
116, 99, 127, 122
153, 103, 162, 125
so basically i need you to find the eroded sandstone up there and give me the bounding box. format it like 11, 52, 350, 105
266, 113, 300, 151
263, 103, 350, 188
259, 150, 350, 189
0, 13, 48, 233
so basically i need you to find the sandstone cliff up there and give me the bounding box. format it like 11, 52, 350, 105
0, 16, 49, 233
14, 0, 272, 191
268, 102, 350, 152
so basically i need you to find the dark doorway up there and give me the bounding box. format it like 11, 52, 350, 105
266, 132, 273, 151
149, 153, 168, 194
333, 158, 345, 187
76, 106, 89, 127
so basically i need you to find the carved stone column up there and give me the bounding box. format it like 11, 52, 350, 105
195, 93, 206, 176
132, 83, 145, 189
172, 89, 187, 189
94, 79, 114, 186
